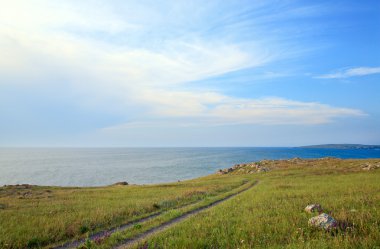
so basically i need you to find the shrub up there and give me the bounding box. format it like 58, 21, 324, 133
134, 223, 142, 229
152, 203, 160, 209
27, 237, 42, 248
79, 225, 90, 234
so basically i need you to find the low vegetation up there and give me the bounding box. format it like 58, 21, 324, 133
0, 174, 251, 248
1, 158, 379, 249
81, 180, 256, 249
133, 158, 380, 249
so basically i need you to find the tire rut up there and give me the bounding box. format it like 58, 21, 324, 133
114, 180, 259, 249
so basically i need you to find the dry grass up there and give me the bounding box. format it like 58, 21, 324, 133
0, 174, 250, 248
133, 158, 380, 249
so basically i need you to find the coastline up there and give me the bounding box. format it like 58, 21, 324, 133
1, 157, 380, 248
2, 157, 380, 188
2, 147, 380, 187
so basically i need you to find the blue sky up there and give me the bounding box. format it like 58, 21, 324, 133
0, 0, 379, 146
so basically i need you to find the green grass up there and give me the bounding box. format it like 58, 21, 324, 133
133, 159, 380, 249
1, 158, 379, 249
0, 174, 251, 248
80, 179, 257, 249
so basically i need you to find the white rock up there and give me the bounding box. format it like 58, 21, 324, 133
305, 204, 323, 213
308, 213, 337, 230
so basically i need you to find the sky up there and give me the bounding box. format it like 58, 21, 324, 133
0, 0, 379, 147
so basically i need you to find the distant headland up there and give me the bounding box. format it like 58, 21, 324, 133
299, 144, 380, 149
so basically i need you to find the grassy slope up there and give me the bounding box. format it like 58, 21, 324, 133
1, 158, 379, 249
134, 159, 380, 249
0, 174, 251, 248
90, 180, 257, 249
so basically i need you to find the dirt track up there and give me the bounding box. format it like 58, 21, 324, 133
114, 180, 259, 249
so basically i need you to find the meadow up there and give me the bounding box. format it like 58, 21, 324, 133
0, 174, 252, 248
0, 158, 379, 249
131, 158, 380, 249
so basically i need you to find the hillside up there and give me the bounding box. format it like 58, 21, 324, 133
299, 144, 380, 149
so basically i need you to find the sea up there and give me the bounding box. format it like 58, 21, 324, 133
0, 147, 379, 187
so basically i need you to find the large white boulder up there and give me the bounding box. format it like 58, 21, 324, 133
308, 213, 337, 230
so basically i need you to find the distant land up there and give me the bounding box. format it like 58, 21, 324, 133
299, 144, 380, 149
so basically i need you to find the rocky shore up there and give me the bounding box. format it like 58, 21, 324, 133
216, 157, 380, 175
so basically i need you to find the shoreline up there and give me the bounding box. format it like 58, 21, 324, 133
2, 157, 380, 189
1, 157, 380, 248
2, 147, 380, 187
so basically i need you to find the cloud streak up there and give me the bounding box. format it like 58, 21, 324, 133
0, 0, 366, 132
104, 96, 366, 129
317, 67, 380, 79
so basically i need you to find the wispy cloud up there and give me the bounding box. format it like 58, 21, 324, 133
317, 67, 380, 79
0, 0, 366, 131
103, 96, 366, 129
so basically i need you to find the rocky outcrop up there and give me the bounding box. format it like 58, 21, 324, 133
361, 162, 380, 171
257, 167, 269, 172
216, 161, 272, 175
216, 158, 379, 175
217, 168, 233, 175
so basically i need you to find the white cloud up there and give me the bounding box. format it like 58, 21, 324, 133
0, 0, 366, 129
0, 1, 271, 104
317, 67, 380, 79
103, 95, 366, 129
0, 2, 262, 81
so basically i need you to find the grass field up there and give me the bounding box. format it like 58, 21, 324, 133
131, 158, 380, 249
1, 158, 379, 249
0, 174, 252, 248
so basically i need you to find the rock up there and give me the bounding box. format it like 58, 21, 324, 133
305, 204, 323, 213
232, 164, 240, 169
308, 213, 337, 230
113, 181, 128, 186
222, 166, 239, 174
257, 167, 269, 172
217, 161, 276, 175
216, 169, 226, 175
219, 167, 233, 174
289, 157, 302, 163
361, 162, 380, 171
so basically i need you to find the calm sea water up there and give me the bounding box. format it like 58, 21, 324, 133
0, 147, 379, 187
